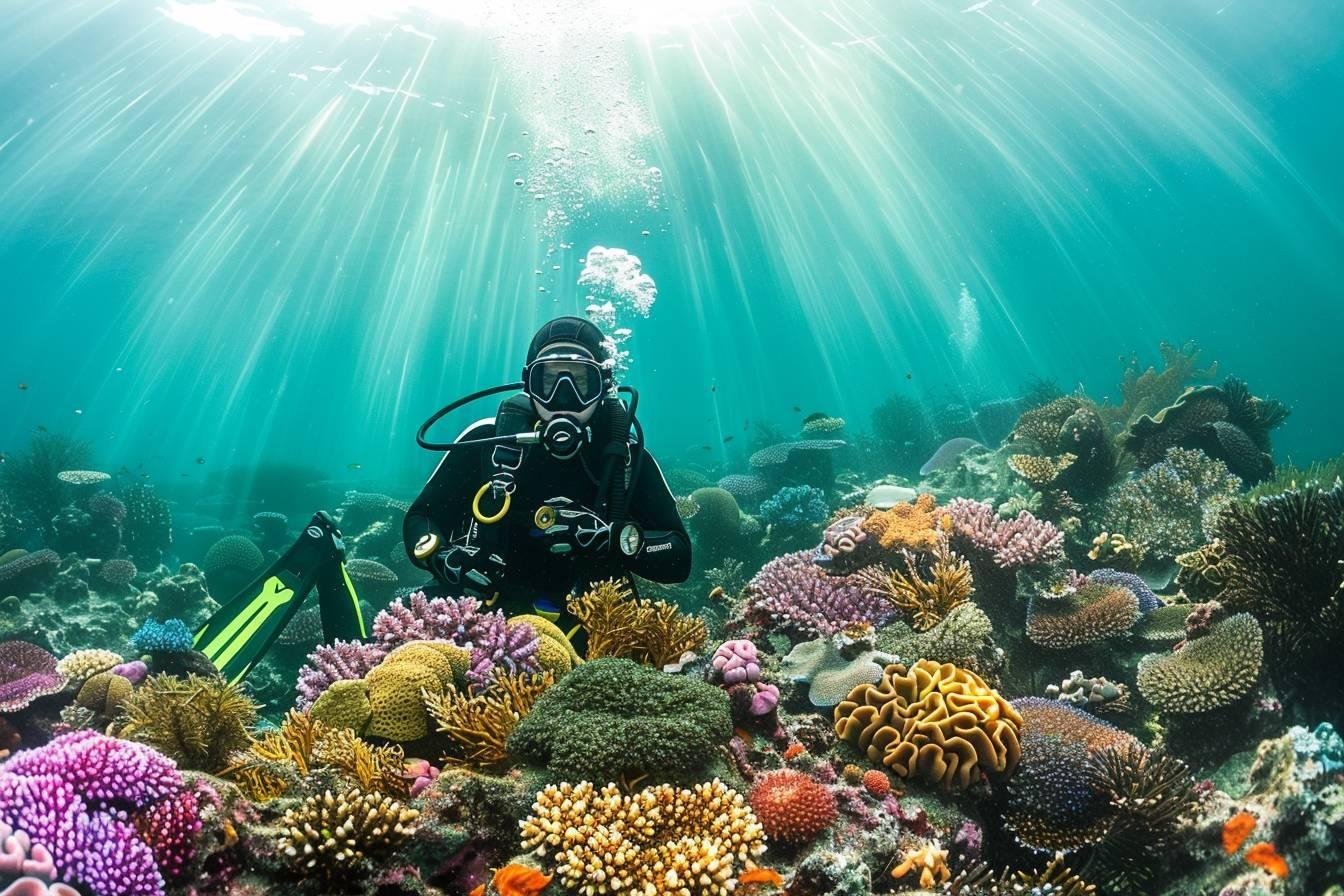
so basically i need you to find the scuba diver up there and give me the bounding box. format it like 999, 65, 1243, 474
402, 316, 691, 630
193, 316, 687, 683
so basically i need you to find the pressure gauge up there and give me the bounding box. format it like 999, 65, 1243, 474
617, 522, 644, 557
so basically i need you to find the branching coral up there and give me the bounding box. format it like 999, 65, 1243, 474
277, 788, 418, 880
568, 578, 706, 668
424, 671, 555, 768
946, 498, 1064, 569
890, 843, 951, 888
507, 658, 731, 785
1136, 612, 1263, 714
520, 779, 765, 896
1103, 340, 1218, 430
115, 674, 258, 773
853, 537, 974, 632
743, 551, 893, 637
833, 659, 1023, 789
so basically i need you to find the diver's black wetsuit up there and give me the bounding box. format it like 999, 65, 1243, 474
402, 411, 691, 620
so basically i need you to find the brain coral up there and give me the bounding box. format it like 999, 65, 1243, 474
507, 657, 731, 784
832, 659, 1023, 789
1026, 582, 1141, 649
748, 769, 838, 844
1004, 697, 1139, 852
1136, 613, 1263, 714
520, 779, 765, 896
202, 535, 263, 597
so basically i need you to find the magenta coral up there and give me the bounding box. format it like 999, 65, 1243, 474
132, 790, 201, 883
294, 639, 387, 710
464, 615, 541, 690
1, 731, 181, 810
947, 498, 1064, 569
0, 643, 66, 714
743, 551, 894, 637
709, 639, 761, 685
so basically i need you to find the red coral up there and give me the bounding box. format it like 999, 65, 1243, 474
133, 789, 202, 882
749, 769, 837, 845
861, 769, 891, 798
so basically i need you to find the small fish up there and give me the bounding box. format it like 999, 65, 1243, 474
347, 463, 363, 471
701, 445, 713, 451
743, 420, 750, 430
16, 383, 27, 391
791, 405, 801, 412
73, 409, 82, 415
195, 457, 206, 465
905, 372, 913, 380
723, 436, 734, 443
35, 425, 47, 432
710, 384, 716, 392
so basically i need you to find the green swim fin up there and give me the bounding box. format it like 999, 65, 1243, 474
195, 511, 364, 684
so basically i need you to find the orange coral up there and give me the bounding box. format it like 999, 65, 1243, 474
469, 864, 553, 896
1245, 842, 1288, 878
782, 743, 806, 761
861, 494, 942, 552
890, 844, 951, 888
738, 868, 785, 887
1221, 810, 1257, 854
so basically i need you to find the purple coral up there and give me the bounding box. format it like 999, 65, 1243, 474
710, 639, 762, 685
1088, 568, 1161, 613
132, 790, 201, 883
294, 639, 387, 710
371, 591, 483, 646
947, 498, 1064, 569
0, 733, 189, 896
0, 643, 67, 714
464, 616, 541, 690
744, 551, 893, 637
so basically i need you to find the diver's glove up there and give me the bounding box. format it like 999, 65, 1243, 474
529, 496, 612, 556
427, 538, 507, 598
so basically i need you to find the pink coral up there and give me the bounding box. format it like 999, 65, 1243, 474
132, 791, 201, 883
744, 551, 894, 637
947, 498, 1064, 569
0, 822, 80, 896
709, 639, 761, 685
294, 639, 387, 710
0, 643, 66, 714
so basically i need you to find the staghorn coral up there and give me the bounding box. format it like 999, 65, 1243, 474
277, 788, 418, 880
860, 493, 943, 552
852, 537, 974, 632
115, 673, 258, 773
1211, 483, 1344, 710
748, 769, 837, 845
294, 639, 387, 711
833, 659, 1022, 789
1026, 581, 1141, 649
520, 779, 765, 896
1136, 612, 1263, 714
743, 551, 893, 638
507, 658, 731, 785
568, 578, 705, 668
946, 498, 1064, 569
424, 671, 555, 768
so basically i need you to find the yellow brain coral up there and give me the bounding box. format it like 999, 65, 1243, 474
833, 659, 1023, 789
860, 494, 944, 552
75, 670, 133, 717
520, 779, 766, 896
510, 613, 581, 675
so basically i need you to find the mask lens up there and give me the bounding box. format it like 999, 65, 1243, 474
528, 356, 603, 407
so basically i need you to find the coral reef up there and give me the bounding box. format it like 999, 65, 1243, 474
115, 674, 258, 773
1136, 612, 1264, 714
277, 788, 418, 880
743, 551, 892, 638
568, 578, 706, 668
748, 769, 837, 844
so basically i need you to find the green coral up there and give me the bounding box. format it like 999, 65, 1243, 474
780, 636, 890, 708
880, 602, 996, 673
115, 673, 258, 772
506, 657, 732, 784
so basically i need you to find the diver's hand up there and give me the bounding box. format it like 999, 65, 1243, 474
530, 497, 611, 556
429, 541, 506, 597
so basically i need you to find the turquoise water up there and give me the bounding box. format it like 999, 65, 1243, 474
2, 0, 1342, 506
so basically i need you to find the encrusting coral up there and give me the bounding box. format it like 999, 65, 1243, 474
833, 659, 1022, 789
568, 577, 706, 669
519, 779, 766, 896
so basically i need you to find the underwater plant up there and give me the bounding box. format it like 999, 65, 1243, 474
115, 673, 258, 773
567, 577, 706, 668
